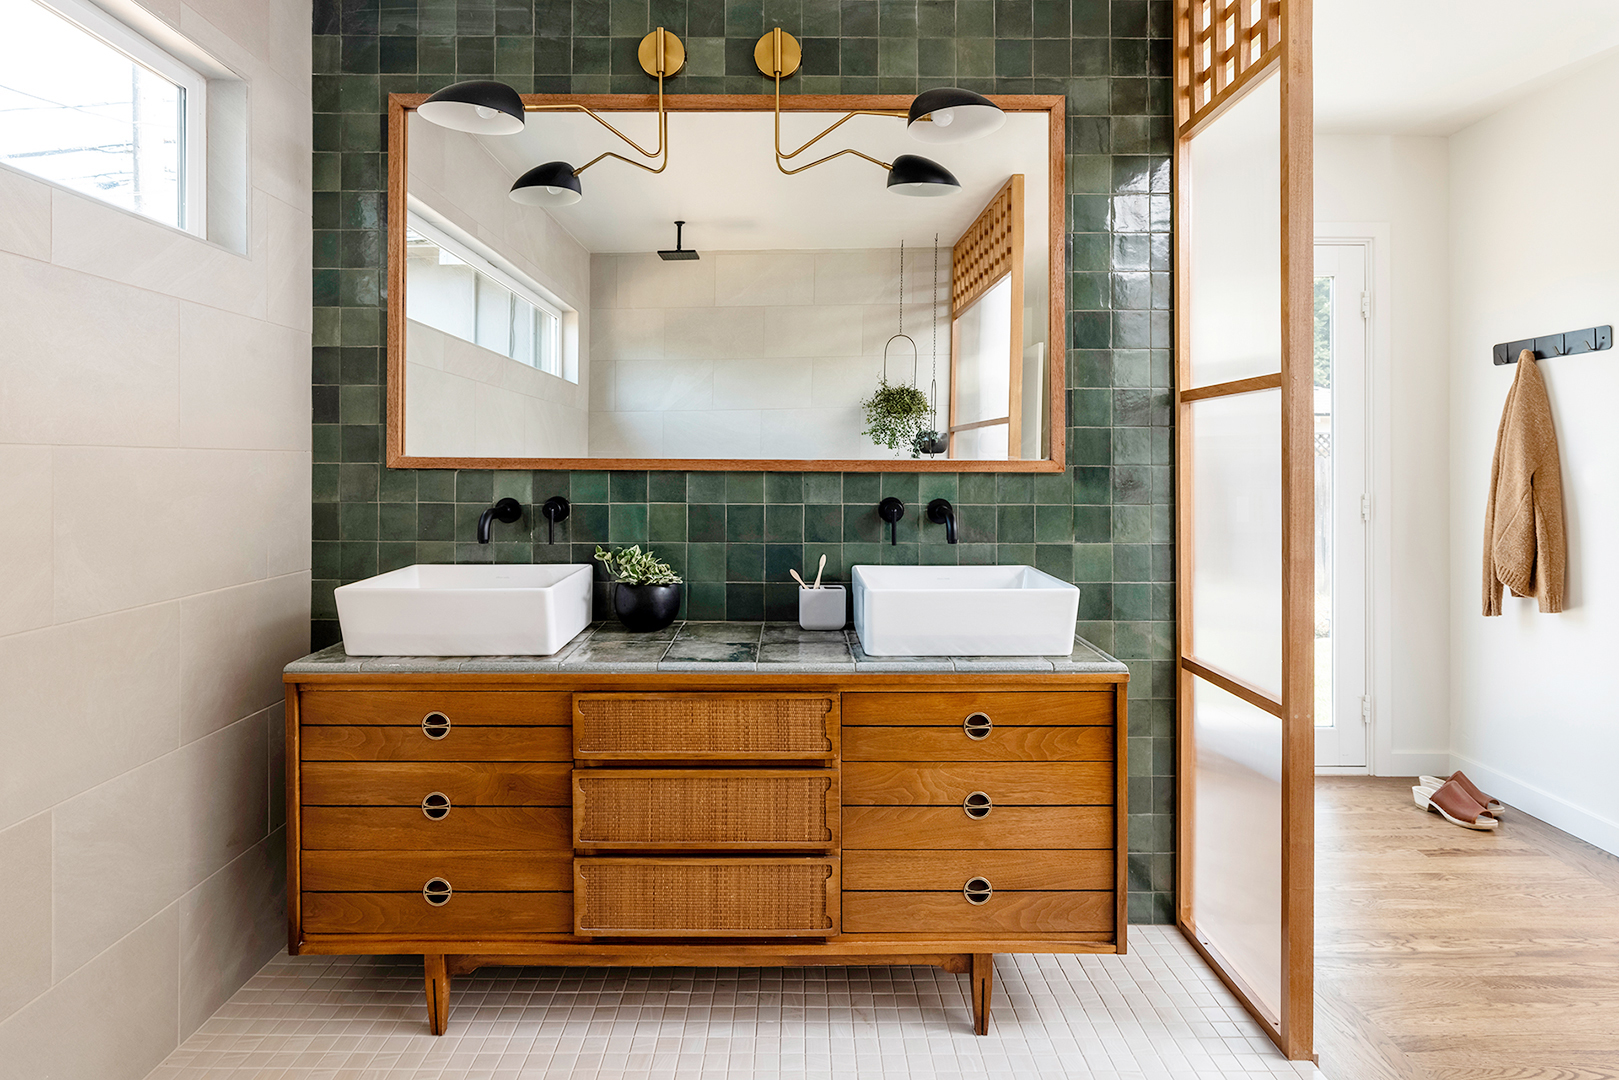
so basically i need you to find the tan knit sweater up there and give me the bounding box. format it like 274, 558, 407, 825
1483, 351, 1566, 615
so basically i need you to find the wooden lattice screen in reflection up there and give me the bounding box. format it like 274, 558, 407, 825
1175, 0, 1283, 133
950, 175, 1022, 316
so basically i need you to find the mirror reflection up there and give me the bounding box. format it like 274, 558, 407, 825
395, 99, 1060, 467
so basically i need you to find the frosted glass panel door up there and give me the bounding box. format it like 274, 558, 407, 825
1172, 0, 1313, 1061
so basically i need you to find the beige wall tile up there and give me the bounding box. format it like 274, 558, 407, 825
179, 713, 271, 886
267, 703, 286, 832
266, 196, 314, 331
0, 168, 50, 260
0, 446, 54, 638
0, 814, 52, 1023
762, 305, 864, 358
815, 250, 901, 306
661, 409, 762, 458
53, 447, 292, 621
0, 905, 178, 1080
179, 829, 285, 1038
663, 307, 763, 360
179, 300, 309, 451
0, 603, 183, 831
180, 573, 310, 744
616, 359, 714, 412
0, 252, 181, 447
590, 307, 664, 361
713, 252, 816, 306
616, 252, 714, 309
711, 359, 813, 410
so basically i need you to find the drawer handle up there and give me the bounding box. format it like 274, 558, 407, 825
963, 790, 993, 819
962, 712, 992, 740
421, 712, 451, 740
423, 877, 453, 906
963, 876, 993, 905
421, 791, 451, 820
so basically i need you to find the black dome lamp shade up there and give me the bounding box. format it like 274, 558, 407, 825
510, 161, 583, 207
417, 80, 526, 135
906, 87, 1005, 144
887, 154, 960, 197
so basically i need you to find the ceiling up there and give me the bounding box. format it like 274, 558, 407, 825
1315, 0, 1619, 134
456, 109, 1051, 254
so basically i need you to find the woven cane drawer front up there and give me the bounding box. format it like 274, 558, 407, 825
574, 857, 839, 937
573, 769, 837, 850
573, 695, 837, 761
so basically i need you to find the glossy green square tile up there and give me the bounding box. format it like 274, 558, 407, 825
765, 504, 803, 542
649, 502, 687, 542
726, 503, 764, 542
609, 503, 648, 542
688, 503, 726, 543
725, 471, 764, 503
842, 504, 881, 543
803, 472, 841, 504
648, 471, 686, 502
842, 473, 879, 503
805, 504, 842, 544
725, 582, 764, 620
997, 504, 1034, 544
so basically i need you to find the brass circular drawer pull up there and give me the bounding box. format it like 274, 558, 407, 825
963, 790, 993, 819
421, 712, 451, 740
423, 877, 453, 906
962, 712, 992, 740
963, 876, 993, 905
421, 791, 451, 820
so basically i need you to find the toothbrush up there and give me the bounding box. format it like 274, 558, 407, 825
812, 554, 826, 589
790, 569, 810, 589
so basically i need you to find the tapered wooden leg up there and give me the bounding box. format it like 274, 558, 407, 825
971, 953, 994, 1036
424, 954, 451, 1036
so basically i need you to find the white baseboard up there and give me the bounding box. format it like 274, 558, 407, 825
1316, 766, 1370, 776
1376, 751, 1452, 778
1450, 753, 1619, 858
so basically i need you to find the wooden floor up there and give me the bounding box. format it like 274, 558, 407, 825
1315, 776, 1619, 1080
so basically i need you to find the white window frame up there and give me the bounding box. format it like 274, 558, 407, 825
406, 198, 575, 381
17, 0, 208, 233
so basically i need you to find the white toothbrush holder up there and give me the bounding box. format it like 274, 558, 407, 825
798, 586, 846, 631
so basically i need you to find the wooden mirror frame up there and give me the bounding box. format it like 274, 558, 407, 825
385, 92, 1066, 472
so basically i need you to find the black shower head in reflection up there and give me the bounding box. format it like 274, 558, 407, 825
657, 221, 699, 261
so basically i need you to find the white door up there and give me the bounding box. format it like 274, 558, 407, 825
1313, 242, 1369, 769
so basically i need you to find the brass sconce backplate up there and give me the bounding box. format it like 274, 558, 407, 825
754, 28, 801, 78
638, 28, 685, 77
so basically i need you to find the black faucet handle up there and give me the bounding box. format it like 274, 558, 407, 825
878, 497, 905, 546
541, 496, 570, 545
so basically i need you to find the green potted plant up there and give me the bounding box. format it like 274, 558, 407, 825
595, 545, 683, 632
860, 378, 932, 458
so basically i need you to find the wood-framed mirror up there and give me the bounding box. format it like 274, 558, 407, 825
385, 92, 1065, 472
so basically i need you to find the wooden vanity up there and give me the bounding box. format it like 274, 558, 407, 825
284, 644, 1127, 1035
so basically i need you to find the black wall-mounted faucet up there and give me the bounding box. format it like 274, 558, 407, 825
878, 497, 905, 546
927, 498, 958, 544
540, 496, 570, 544
477, 497, 523, 544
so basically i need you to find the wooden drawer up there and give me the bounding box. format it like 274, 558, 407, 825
302, 807, 570, 850
574, 857, 839, 937
843, 762, 1112, 806
303, 891, 571, 935
843, 850, 1115, 891
301, 850, 573, 892
843, 890, 1113, 934
301, 725, 571, 762
302, 762, 571, 806
843, 692, 1113, 726
843, 726, 1113, 762
301, 691, 570, 726
574, 694, 837, 761
574, 769, 837, 850
843, 806, 1113, 849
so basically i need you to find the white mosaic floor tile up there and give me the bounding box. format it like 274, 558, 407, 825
144, 927, 1327, 1079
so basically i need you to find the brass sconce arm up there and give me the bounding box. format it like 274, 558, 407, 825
533, 28, 679, 178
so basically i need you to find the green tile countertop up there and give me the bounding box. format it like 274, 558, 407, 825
285, 622, 1128, 676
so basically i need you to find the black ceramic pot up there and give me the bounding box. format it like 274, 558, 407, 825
613, 582, 681, 633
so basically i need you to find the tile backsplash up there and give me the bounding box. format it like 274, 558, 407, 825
311, 0, 1174, 921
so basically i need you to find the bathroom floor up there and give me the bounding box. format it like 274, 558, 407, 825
145, 927, 1325, 1079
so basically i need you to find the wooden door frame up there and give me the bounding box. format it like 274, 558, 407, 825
1171, 0, 1314, 1061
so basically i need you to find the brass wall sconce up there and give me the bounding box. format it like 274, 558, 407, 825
753, 28, 1006, 197
415, 28, 685, 207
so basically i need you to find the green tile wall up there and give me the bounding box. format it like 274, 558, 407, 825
311, 0, 1174, 922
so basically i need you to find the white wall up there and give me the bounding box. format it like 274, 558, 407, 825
1314, 135, 1452, 775
1447, 52, 1619, 854
0, 0, 312, 1075
589, 248, 951, 459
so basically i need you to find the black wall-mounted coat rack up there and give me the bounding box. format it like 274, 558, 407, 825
1493, 324, 1612, 365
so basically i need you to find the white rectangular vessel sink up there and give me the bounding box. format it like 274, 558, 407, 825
336, 564, 593, 656
852, 564, 1080, 656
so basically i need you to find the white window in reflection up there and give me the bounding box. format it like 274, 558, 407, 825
0, 0, 206, 231
405, 211, 573, 382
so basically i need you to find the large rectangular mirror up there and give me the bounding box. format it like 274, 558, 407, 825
386, 93, 1064, 471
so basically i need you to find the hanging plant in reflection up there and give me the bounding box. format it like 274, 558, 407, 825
860, 379, 932, 456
